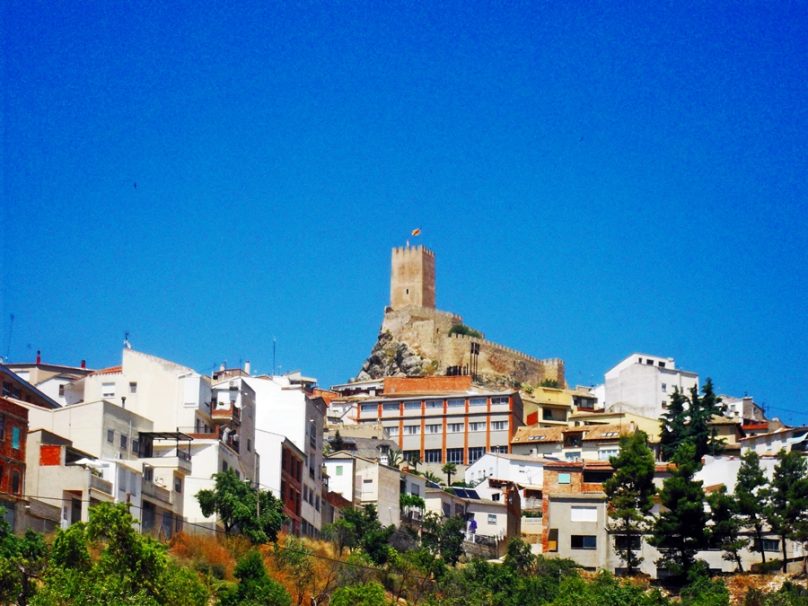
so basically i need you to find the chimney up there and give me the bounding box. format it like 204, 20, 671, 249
244, 360, 251, 375
36, 350, 41, 364
219, 362, 226, 371
80, 359, 86, 369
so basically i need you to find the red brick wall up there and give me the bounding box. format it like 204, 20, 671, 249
0, 397, 28, 497
384, 375, 472, 394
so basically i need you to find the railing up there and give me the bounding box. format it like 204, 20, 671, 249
89, 474, 113, 495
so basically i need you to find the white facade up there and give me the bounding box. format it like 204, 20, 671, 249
245, 375, 326, 535
602, 353, 699, 419
740, 427, 808, 457
465, 453, 544, 493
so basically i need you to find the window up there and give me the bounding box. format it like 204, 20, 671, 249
447, 398, 465, 408
385, 426, 399, 438
468, 447, 484, 464
564, 433, 583, 448
405, 401, 421, 410
491, 421, 507, 431
132, 439, 140, 456
426, 399, 444, 410
120, 434, 128, 450
491, 396, 509, 405
599, 448, 619, 461
247, 438, 251, 452
646, 359, 654, 365
659, 362, 666, 369
446, 448, 463, 464
448, 423, 463, 433
469, 422, 484, 432
335, 465, 343, 476
102, 382, 115, 398
661, 383, 667, 393
570, 506, 598, 522
11, 427, 20, 450
490, 445, 508, 453
11, 470, 21, 494
383, 402, 400, 413
564, 451, 581, 461
175, 477, 182, 493
403, 450, 420, 464
571, 535, 597, 550
129, 381, 138, 393
558, 473, 571, 485
583, 470, 613, 483
487, 513, 497, 524
469, 397, 487, 407
362, 478, 373, 484
426, 424, 441, 434
404, 425, 419, 435
58, 384, 65, 397
548, 529, 559, 552
0, 415, 6, 439
754, 539, 780, 552
424, 449, 441, 463
360, 403, 378, 415
315, 496, 320, 511
614, 535, 641, 549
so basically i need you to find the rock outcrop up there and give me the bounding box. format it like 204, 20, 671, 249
356, 330, 432, 381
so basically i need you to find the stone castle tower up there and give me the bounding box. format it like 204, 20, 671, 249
389, 245, 436, 310
357, 246, 566, 388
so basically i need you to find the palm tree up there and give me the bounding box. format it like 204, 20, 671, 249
442, 462, 457, 486
388, 449, 403, 468
423, 471, 440, 484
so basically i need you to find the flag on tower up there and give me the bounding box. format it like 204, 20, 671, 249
411, 228, 421, 236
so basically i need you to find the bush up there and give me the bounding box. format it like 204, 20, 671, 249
330, 582, 388, 606
448, 324, 482, 338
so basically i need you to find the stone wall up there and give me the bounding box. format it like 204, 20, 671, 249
360, 306, 565, 387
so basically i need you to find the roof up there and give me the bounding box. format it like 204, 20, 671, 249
88, 365, 123, 376
0, 366, 62, 409
740, 426, 807, 442
511, 426, 565, 444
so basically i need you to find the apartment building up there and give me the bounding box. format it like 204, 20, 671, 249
325, 452, 402, 527
599, 353, 699, 419
353, 376, 523, 477
5, 353, 92, 406
510, 423, 631, 461
522, 385, 598, 426
245, 374, 326, 537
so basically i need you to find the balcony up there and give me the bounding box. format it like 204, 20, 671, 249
142, 480, 172, 504
211, 403, 241, 423
89, 474, 113, 495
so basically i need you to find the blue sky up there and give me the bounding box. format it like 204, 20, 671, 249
2, 2, 806, 423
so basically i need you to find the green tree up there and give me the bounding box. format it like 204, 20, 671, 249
334, 505, 394, 565
421, 513, 465, 566
0, 511, 48, 606
603, 430, 657, 575
422, 471, 440, 484
649, 443, 709, 580
707, 486, 748, 572
735, 450, 770, 565
329, 582, 387, 606
765, 450, 808, 572
659, 380, 725, 462
540, 379, 560, 388
331, 430, 347, 452
218, 550, 290, 606
196, 469, 285, 543
441, 462, 457, 486
33, 502, 208, 606
388, 449, 403, 468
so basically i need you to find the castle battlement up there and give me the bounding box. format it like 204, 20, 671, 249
392, 244, 435, 258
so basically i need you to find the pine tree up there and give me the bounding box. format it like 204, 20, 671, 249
707, 486, 748, 572
735, 450, 769, 565
649, 442, 709, 579
658, 379, 725, 462
765, 450, 808, 572
603, 430, 657, 575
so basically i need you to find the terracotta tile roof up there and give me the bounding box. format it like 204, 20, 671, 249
511, 425, 565, 444
88, 365, 122, 375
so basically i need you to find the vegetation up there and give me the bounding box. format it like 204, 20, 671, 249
649, 443, 710, 581
442, 462, 457, 486
765, 450, 808, 572
735, 451, 770, 566
448, 324, 483, 338
604, 430, 657, 575
660, 379, 725, 461
197, 469, 285, 544
539, 379, 560, 388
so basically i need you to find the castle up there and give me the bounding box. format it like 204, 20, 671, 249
356, 245, 565, 388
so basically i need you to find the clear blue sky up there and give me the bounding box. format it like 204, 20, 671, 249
2, 2, 806, 423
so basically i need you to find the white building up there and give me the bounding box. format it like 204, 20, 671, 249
245, 374, 326, 536
600, 353, 699, 419
740, 427, 808, 457
324, 452, 402, 527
